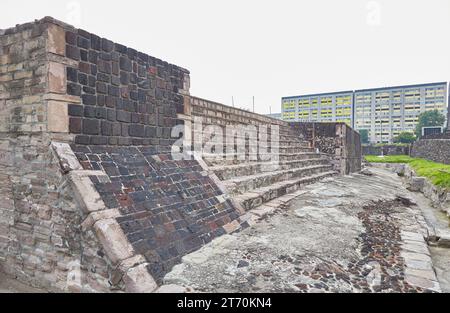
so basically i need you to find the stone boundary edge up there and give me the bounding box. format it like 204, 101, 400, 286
370, 163, 449, 216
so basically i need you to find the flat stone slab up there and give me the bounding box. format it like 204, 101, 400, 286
402, 243, 430, 256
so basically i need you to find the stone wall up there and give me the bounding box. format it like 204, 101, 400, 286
188, 97, 285, 151
411, 139, 450, 165
0, 18, 119, 292
190, 96, 286, 128
290, 122, 362, 175
363, 145, 410, 156
0, 17, 244, 292
71, 145, 243, 283
189, 97, 362, 174
422, 132, 450, 139
64, 23, 188, 149
0, 17, 363, 292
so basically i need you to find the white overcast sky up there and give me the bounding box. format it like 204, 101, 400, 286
1, 0, 449, 114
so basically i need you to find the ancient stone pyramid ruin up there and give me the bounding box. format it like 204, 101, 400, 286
0, 17, 360, 292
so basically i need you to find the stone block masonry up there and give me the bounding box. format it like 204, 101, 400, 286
0, 17, 243, 292
71, 145, 243, 283
63, 23, 188, 149
289, 122, 362, 175
0, 16, 362, 293
363, 144, 410, 156
411, 139, 450, 165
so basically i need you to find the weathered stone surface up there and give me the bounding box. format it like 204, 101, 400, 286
404, 274, 440, 292
93, 218, 135, 264
405, 268, 437, 280
47, 24, 65, 56
0, 16, 365, 294
402, 243, 430, 255
155, 284, 189, 293
123, 263, 158, 293
48, 62, 66, 94
43, 93, 81, 103
81, 208, 121, 231
164, 168, 441, 293
47, 101, 68, 133
69, 171, 106, 213
411, 139, 450, 165
407, 177, 425, 192
73, 145, 244, 283
51, 141, 82, 172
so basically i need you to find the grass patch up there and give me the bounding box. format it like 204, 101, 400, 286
365, 155, 415, 164
365, 155, 450, 189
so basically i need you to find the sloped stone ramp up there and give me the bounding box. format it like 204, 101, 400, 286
53, 142, 246, 291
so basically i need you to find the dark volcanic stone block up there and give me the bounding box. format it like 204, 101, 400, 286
119, 56, 132, 71
77, 36, 90, 49
82, 94, 97, 106
75, 135, 90, 145
67, 83, 81, 96
67, 67, 78, 82
66, 31, 77, 45
117, 110, 131, 123
66, 45, 80, 60
83, 119, 100, 135
68, 104, 83, 117
98, 60, 112, 74
101, 38, 114, 52
129, 124, 145, 137
69, 117, 82, 133
91, 34, 102, 51
78, 73, 88, 85
90, 136, 108, 145
84, 106, 96, 118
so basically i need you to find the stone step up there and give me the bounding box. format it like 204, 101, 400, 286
199, 146, 316, 155
224, 164, 333, 195
211, 158, 330, 180
190, 131, 307, 144
234, 171, 337, 211
203, 152, 321, 166
188, 143, 312, 151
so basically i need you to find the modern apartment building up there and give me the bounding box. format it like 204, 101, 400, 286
354, 82, 447, 143
448, 88, 450, 132
281, 91, 354, 126
282, 82, 448, 143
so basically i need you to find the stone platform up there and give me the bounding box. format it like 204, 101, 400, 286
164, 168, 442, 293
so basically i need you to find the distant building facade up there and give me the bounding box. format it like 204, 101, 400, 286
354, 82, 447, 143
282, 82, 448, 143
448, 87, 450, 132
281, 91, 354, 127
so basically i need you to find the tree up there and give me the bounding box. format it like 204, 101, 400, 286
415, 110, 446, 138
359, 129, 369, 144
393, 132, 416, 144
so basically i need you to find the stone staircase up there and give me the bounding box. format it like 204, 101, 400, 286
198, 124, 337, 212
